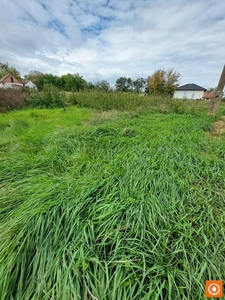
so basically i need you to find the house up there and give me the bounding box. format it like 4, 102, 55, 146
0, 73, 23, 89
0, 73, 37, 90
23, 80, 37, 89
173, 83, 206, 100
202, 92, 214, 100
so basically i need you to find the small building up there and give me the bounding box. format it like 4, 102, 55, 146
0, 73, 24, 89
173, 83, 206, 100
202, 92, 214, 100
23, 80, 37, 89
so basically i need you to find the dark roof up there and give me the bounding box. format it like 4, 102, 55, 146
177, 84, 206, 91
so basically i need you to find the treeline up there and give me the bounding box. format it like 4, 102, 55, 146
24, 71, 148, 93
1, 62, 180, 95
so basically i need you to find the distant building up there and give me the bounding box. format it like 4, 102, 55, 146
0, 73, 23, 89
0, 73, 37, 90
173, 83, 206, 100
23, 80, 37, 89
202, 92, 214, 100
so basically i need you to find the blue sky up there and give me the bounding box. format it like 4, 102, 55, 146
1, 0, 225, 88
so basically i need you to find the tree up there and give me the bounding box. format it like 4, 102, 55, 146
206, 87, 216, 92
87, 82, 96, 90
115, 77, 128, 91
147, 68, 180, 96
61, 73, 87, 91
115, 77, 133, 92
133, 78, 147, 93
24, 70, 44, 90
127, 78, 134, 91
208, 65, 225, 115
0, 62, 22, 80
95, 80, 110, 91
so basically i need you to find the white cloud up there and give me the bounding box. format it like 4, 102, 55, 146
0, 0, 225, 88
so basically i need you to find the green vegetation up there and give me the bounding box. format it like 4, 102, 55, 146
0, 102, 225, 299
0, 62, 22, 80
26, 84, 67, 108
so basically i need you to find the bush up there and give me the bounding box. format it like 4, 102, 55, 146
76, 90, 152, 111
26, 84, 66, 108
0, 88, 28, 112
169, 99, 185, 114
66, 91, 78, 105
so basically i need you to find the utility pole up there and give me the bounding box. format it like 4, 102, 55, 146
208, 65, 225, 115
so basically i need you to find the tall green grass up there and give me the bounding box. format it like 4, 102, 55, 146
0, 107, 225, 299
75, 91, 168, 112
74, 91, 223, 115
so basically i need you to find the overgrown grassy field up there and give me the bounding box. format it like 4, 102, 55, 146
0, 102, 225, 299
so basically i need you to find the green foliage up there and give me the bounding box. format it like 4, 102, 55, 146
74, 91, 196, 114
87, 81, 96, 90
61, 73, 88, 91
26, 84, 66, 108
115, 77, 133, 92
132, 78, 147, 93
24, 72, 88, 92
95, 80, 111, 91
24, 70, 44, 90
75, 90, 149, 110
0, 62, 22, 80
115, 77, 147, 93
66, 91, 78, 105
206, 87, 216, 92
0, 108, 224, 299
169, 99, 185, 114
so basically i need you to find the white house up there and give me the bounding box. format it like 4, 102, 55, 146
173, 84, 206, 100
0, 73, 37, 89
23, 80, 37, 89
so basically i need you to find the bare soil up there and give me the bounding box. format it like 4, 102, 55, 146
213, 116, 225, 134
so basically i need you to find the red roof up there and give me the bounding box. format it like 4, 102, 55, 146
203, 92, 213, 99
0, 73, 23, 85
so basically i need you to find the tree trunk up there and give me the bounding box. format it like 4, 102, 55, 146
208, 65, 225, 115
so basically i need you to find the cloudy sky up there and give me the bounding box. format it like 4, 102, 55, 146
1, 0, 225, 88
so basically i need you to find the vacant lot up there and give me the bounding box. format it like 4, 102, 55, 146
0, 105, 225, 299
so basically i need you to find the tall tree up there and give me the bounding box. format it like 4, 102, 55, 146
87, 82, 96, 90
147, 68, 180, 96
115, 77, 132, 92
95, 80, 110, 91
133, 78, 147, 93
0, 62, 22, 80
24, 70, 44, 89
61, 73, 87, 91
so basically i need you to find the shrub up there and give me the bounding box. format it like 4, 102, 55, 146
66, 91, 78, 105
26, 84, 66, 108
169, 99, 185, 114
0, 88, 28, 112
76, 90, 152, 111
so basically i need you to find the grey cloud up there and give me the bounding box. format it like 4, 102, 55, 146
0, 0, 224, 88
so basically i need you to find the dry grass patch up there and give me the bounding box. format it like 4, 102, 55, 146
207, 116, 225, 138
95, 109, 121, 120
213, 119, 225, 134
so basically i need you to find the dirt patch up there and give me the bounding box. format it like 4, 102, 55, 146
213, 120, 225, 134
208, 116, 225, 138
